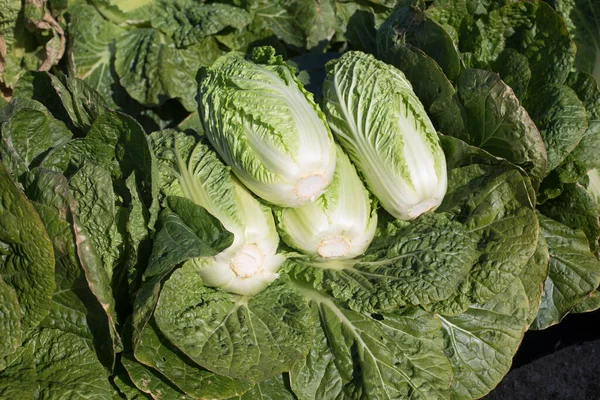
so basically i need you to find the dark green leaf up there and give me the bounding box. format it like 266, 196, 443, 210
154, 268, 313, 383
0, 162, 54, 332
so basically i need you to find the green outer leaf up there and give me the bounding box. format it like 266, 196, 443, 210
236, 376, 294, 400
334, 1, 394, 52
113, 373, 152, 399
524, 86, 587, 173
0, 328, 117, 398
434, 136, 538, 310
68, 162, 123, 352
134, 317, 253, 398
287, 212, 477, 312
0, 162, 55, 332
154, 265, 314, 383
0, 106, 72, 179
122, 353, 191, 399
68, 4, 124, 109
553, 0, 600, 84
131, 196, 233, 351
33, 201, 116, 370
452, 68, 547, 188
531, 213, 600, 330
572, 289, 600, 313
0, 276, 21, 362
378, 6, 461, 80
491, 48, 531, 101
291, 288, 453, 400
115, 28, 205, 110
470, 1, 576, 88
519, 235, 550, 327
539, 183, 600, 254
438, 276, 529, 399
132, 1, 251, 48
556, 71, 600, 182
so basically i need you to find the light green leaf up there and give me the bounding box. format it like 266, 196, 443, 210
154, 266, 314, 383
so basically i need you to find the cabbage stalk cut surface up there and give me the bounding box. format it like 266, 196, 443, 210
276, 145, 378, 259
171, 135, 284, 295
323, 51, 447, 220
198, 49, 336, 207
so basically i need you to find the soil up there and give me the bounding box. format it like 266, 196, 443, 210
485, 309, 600, 400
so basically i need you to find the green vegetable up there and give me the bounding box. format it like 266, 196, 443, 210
275, 145, 378, 259
198, 48, 336, 207
323, 51, 447, 220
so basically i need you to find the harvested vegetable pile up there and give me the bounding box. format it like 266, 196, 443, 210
0, 0, 599, 399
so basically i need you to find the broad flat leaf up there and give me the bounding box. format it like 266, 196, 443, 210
469, 1, 576, 88
134, 318, 253, 398
531, 213, 600, 329
67, 4, 124, 109
492, 48, 531, 100
0, 106, 72, 179
154, 266, 313, 383
434, 136, 538, 311
33, 201, 116, 370
237, 376, 294, 400
115, 28, 213, 111
539, 183, 600, 254
82, 111, 159, 223
378, 6, 461, 80
519, 235, 550, 327
290, 289, 453, 400
452, 68, 547, 188
556, 71, 600, 182
554, 0, 600, 84
377, 39, 463, 135
0, 276, 21, 362
68, 163, 123, 353
0, 328, 116, 398
438, 276, 529, 399
335, 1, 394, 52
288, 212, 477, 312
252, 0, 335, 50
138, 1, 251, 48
572, 290, 600, 313
121, 353, 191, 399
131, 196, 232, 349
0, 162, 54, 332
524, 84, 587, 173
113, 373, 151, 399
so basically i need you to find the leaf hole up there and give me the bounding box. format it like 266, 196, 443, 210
371, 313, 384, 321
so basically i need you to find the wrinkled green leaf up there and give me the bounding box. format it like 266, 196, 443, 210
0, 162, 54, 332
531, 213, 600, 329
291, 288, 453, 400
